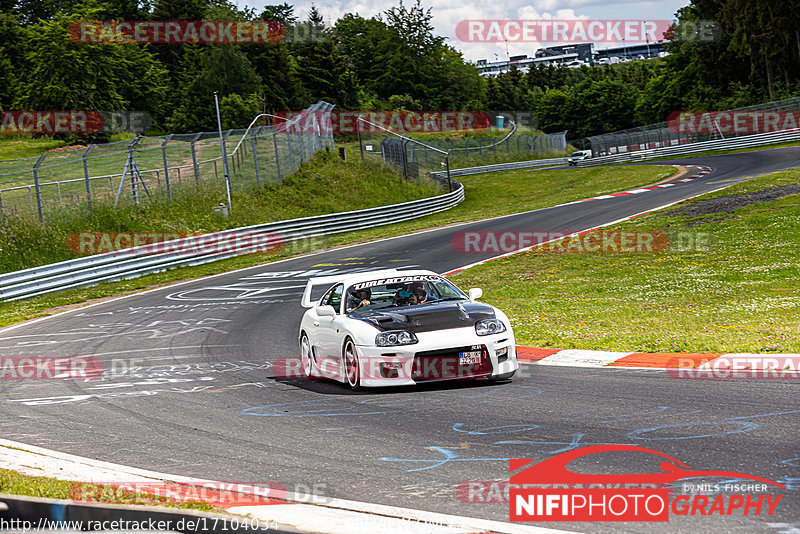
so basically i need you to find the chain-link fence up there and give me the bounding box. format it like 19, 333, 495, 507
0, 101, 334, 223
582, 97, 800, 157
356, 114, 567, 181
356, 117, 453, 191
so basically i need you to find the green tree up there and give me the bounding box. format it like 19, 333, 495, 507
15, 8, 169, 138
220, 93, 262, 129
166, 45, 262, 132
0, 11, 26, 108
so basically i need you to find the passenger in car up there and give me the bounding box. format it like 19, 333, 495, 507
347, 288, 371, 313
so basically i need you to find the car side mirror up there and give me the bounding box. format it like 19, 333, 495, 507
468, 288, 483, 302
316, 305, 336, 317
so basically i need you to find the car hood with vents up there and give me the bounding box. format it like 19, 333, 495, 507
353, 301, 496, 333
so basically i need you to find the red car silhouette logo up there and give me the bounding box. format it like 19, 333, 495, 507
510, 445, 785, 487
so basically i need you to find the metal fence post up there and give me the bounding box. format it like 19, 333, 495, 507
83, 144, 95, 210
298, 132, 306, 164
286, 133, 295, 172
190, 133, 202, 188
445, 153, 452, 193
357, 118, 365, 161
272, 130, 282, 182
251, 130, 261, 186
401, 139, 410, 181
161, 134, 174, 199
223, 130, 234, 176
32, 154, 46, 223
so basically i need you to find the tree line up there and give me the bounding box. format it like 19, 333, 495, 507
0, 0, 797, 141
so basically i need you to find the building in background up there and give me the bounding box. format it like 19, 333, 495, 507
474, 42, 668, 77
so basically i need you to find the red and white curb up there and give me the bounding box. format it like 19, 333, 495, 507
573, 166, 713, 203
0, 438, 574, 534
516, 346, 800, 371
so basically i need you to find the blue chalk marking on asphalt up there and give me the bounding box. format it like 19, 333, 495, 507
779, 458, 800, 490
627, 409, 800, 440
494, 433, 639, 455
627, 420, 759, 440
379, 447, 513, 472
725, 409, 800, 420
600, 406, 704, 423
452, 423, 539, 435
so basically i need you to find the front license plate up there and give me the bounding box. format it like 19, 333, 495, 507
459, 350, 482, 365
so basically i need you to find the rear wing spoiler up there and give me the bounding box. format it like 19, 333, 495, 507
300, 275, 342, 308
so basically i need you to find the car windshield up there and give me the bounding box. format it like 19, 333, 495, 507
571, 152, 584, 157
345, 275, 467, 314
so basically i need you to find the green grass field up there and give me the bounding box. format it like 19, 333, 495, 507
0, 467, 219, 512
451, 168, 800, 353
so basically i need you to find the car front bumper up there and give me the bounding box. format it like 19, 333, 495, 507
355, 328, 518, 387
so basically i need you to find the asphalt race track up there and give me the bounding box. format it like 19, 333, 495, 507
2, 147, 799, 533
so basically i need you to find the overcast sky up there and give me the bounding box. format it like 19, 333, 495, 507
239, 0, 691, 61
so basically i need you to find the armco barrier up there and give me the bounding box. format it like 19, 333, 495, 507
0, 182, 464, 301
430, 128, 800, 178
430, 157, 567, 179
580, 128, 800, 166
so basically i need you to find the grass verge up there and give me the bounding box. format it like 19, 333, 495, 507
0, 164, 675, 329
0, 468, 219, 512
450, 167, 800, 353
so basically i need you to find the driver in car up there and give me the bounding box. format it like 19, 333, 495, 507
408, 282, 437, 304
346, 287, 371, 313
394, 282, 437, 306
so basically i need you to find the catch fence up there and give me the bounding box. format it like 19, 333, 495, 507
582, 97, 800, 156
0, 101, 335, 223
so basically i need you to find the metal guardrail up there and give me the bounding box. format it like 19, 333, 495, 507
580, 128, 800, 166
430, 157, 567, 179
0, 182, 464, 301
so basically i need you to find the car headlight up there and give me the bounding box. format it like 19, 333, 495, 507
475, 319, 506, 336
376, 330, 418, 346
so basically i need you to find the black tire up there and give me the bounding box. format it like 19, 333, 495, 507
343, 338, 361, 390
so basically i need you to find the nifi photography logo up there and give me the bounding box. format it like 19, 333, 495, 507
509, 445, 785, 522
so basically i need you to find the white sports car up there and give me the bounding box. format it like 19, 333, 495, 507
298, 269, 518, 389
